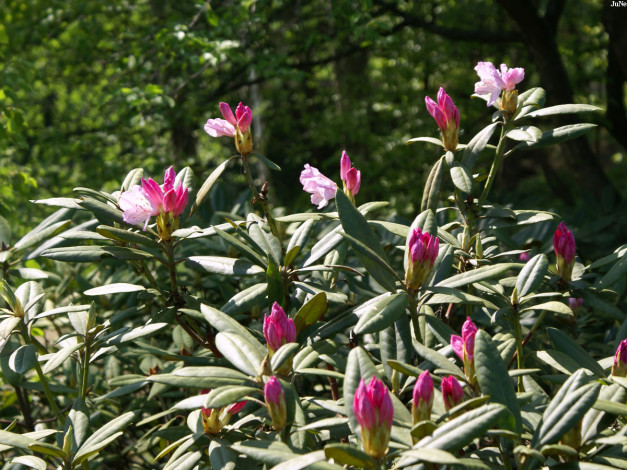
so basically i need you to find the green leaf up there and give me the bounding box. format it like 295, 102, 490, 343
398, 448, 461, 466
293, 292, 327, 332
518, 87, 546, 108
78, 197, 125, 224
474, 330, 522, 434
252, 152, 281, 171
203, 385, 258, 408
271, 451, 334, 470
103, 323, 168, 345
302, 225, 343, 268
164, 451, 202, 470
324, 444, 375, 469
208, 439, 237, 470
199, 304, 265, 355
286, 219, 314, 256
15, 281, 45, 322
9, 344, 37, 374
380, 315, 412, 382
249, 223, 282, 266
523, 104, 602, 119
271, 342, 300, 373
516, 254, 548, 297
596, 251, 627, 289
462, 123, 498, 170
413, 341, 464, 378
96, 225, 158, 247
426, 286, 499, 310
13, 220, 71, 252
406, 136, 444, 147
353, 292, 408, 335
214, 226, 267, 268
340, 232, 400, 291
266, 255, 285, 307
450, 162, 473, 193
582, 383, 627, 442
215, 331, 264, 376
41, 246, 107, 262
520, 301, 572, 316
220, 282, 268, 316
66, 399, 90, 452
84, 283, 146, 296
591, 399, 627, 416
421, 156, 444, 212
547, 328, 606, 377
43, 342, 84, 374
10, 456, 47, 470
149, 367, 250, 388
505, 126, 543, 142
190, 157, 234, 215
531, 369, 600, 449
186, 256, 264, 276
120, 168, 143, 191
0, 215, 11, 246
512, 124, 597, 152
436, 264, 518, 289
73, 411, 137, 463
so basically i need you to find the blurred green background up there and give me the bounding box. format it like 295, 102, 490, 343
1, 0, 626, 257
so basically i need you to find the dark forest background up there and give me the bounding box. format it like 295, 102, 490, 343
1, 0, 626, 258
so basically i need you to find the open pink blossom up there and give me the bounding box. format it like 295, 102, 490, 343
474, 62, 525, 107
119, 186, 159, 229
204, 102, 252, 137
300, 164, 338, 209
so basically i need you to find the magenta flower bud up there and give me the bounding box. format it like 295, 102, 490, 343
474, 61, 524, 112
411, 371, 434, 424
451, 317, 478, 383
519, 252, 530, 262
264, 376, 287, 431
340, 151, 351, 181
300, 164, 338, 209
441, 376, 464, 411
612, 340, 627, 377
263, 302, 297, 354
227, 401, 246, 415
568, 298, 583, 311
219, 102, 237, 126
353, 376, 393, 459
405, 228, 439, 291
425, 87, 459, 152
235, 102, 253, 134
345, 167, 361, 196
553, 222, 576, 282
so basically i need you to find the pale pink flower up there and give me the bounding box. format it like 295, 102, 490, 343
299, 164, 338, 209
474, 62, 525, 106
119, 186, 158, 229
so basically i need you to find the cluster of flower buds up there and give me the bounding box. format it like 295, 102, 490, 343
474, 62, 525, 115
264, 376, 287, 431
118, 166, 189, 240
425, 88, 460, 152
263, 302, 297, 356
204, 102, 253, 154
612, 340, 627, 377
353, 376, 394, 459
340, 151, 361, 203
404, 228, 439, 291
553, 222, 576, 282
300, 151, 361, 209
200, 389, 246, 435
451, 317, 478, 383
441, 375, 464, 411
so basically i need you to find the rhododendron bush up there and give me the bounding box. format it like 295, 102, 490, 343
1, 62, 626, 470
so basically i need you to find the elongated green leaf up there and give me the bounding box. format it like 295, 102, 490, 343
324, 444, 375, 469
96, 225, 158, 247
450, 162, 473, 193
74, 411, 136, 462
11, 456, 47, 470
340, 233, 399, 291
413, 341, 464, 378
16, 281, 45, 322
149, 366, 250, 388
547, 328, 606, 377
186, 256, 264, 276
474, 331, 522, 434
406, 136, 444, 147
266, 255, 285, 307
531, 369, 600, 449
336, 189, 387, 260
214, 226, 267, 268
43, 342, 84, 374
120, 168, 143, 191
0, 430, 64, 458
84, 283, 146, 296
293, 292, 327, 332
462, 123, 498, 169
220, 282, 268, 316
103, 323, 167, 345
302, 225, 343, 267
208, 438, 237, 470
199, 304, 266, 356
516, 254, 548, 297
596, 252, 627, 289
215, 331, 264, 376
436, 264, 518, 289
398, 448, 461, 466
505, 126, 543, 142
191, 157, 234, 215
518, 87, 546, 108
520, 301, 572, 315
380, 315, 413, 382
421, 156, 444, 212
9, 344, 37, 374
13, 220, 71, 251
354, 292, 408, 335
582, 383, 627, 442
286, 219, 314, 256
203, 385, 258, 409
249, 223, 282, 266
253, 152, 281, 171
524, 104, 602, 119
513, 124, 597, 152
426, 286, 499, 310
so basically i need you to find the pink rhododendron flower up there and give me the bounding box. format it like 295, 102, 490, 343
204, 102, 252, 137
451, 317, 478, 362
612, 339, 627, 377
405, 228, 439, 290
339, 151, 361, 198
441, 376, 464, 411
264, 376, 287, 431
553, 222, 576, 281
474, 62, 525, 107
353, 376, 393, 459
119, 186, 159, 230
263, 302, 297, 354
299, 164, 338, 209
425, 87, 460, 151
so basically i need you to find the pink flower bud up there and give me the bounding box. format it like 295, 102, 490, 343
612, 340, 627, 377
405, 228, 439, 291
474, 61, 524, 109
235, 102, 253, 134
299, 164, 338, 209
340, 151, 351, 181
219, 102, 237, 126
353, 376, 393, 459
412, 371, 434, 424
345, 167, 361, 196
227, 401, 246, 415
568, 298, 583, 310
451, 317, 478, 382
264, 376, 287, 431
553, 222, 576, 281
441, 376, 464, 411
263, 302, 297, 354
519, 252, 531, 262
425, 88, 459, 152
